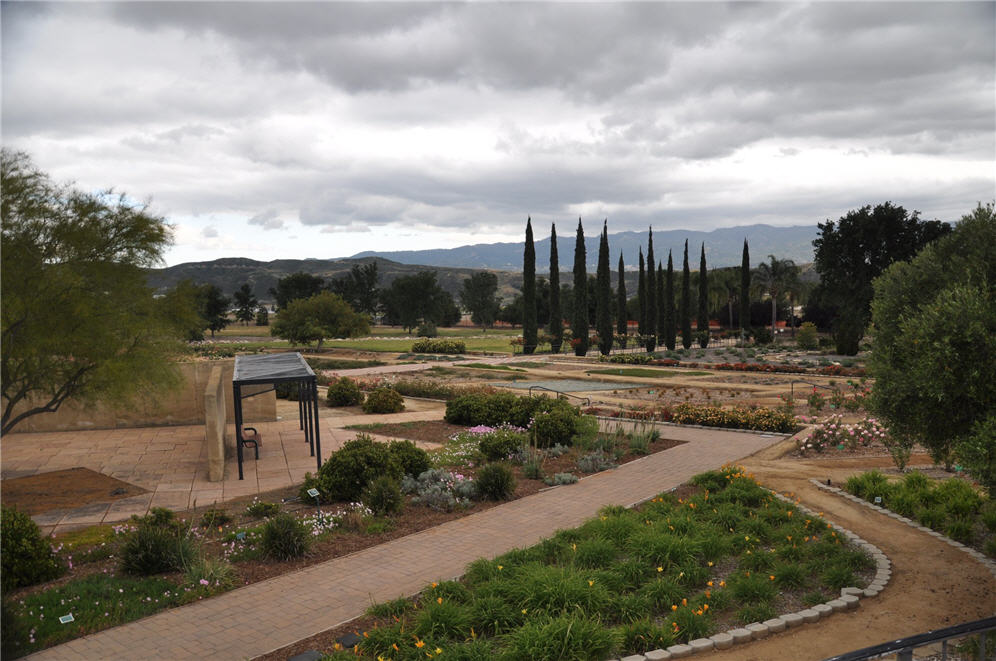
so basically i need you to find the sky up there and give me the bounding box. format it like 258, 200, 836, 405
3, 2, 994, 267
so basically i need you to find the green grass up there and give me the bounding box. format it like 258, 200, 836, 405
507, 361, 550, 369
2, 574, 218, 658
305, 357, 386, 370
352, 466, 871, 659
585, 368, 710, 378
454, 363, 526, 372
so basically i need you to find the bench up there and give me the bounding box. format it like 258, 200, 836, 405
240, 426, 261, 460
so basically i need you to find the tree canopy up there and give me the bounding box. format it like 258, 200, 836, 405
753, 255, 798, 336
522, 218, 537, 353
381, 270, 460, 333
868, 203, 995, 476
460, 271, 501, 330
571, 219, 589, 356
197, 284, 230, 337
813, 202, 951, 354
269, 291, 369, 348
329, 262, 380, 316
1, 150, 182, 435
269, 271, 325, 311
233, 283, 258, 325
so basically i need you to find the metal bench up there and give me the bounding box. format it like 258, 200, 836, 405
240, 426, 261, 460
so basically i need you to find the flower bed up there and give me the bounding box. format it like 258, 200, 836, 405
583, 403, 796, 433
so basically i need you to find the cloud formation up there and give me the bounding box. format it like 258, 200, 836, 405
2, 1, 992, 265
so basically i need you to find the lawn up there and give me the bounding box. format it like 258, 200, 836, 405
324, 336, 514, 354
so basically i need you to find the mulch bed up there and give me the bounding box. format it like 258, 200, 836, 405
1, 467, 148, 516
345, 420, 467, 444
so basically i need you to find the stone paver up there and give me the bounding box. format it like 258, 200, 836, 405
24, 427, 780, 660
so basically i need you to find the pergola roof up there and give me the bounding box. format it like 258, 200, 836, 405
233, 352, 316, 385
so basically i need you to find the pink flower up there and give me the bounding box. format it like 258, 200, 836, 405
199, 579, 210, 586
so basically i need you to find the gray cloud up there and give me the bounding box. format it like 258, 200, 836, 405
247, 209, 284, 231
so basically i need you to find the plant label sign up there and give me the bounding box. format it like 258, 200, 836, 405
307, 488, 320, 499
59, 614, 75, 624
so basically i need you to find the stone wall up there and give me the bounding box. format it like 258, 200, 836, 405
203, 365, 229, 482
4, 359, 276, 433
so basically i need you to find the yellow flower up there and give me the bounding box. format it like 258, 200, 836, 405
431, 582, 438, 588
436, 648, 443, 654
521, 608, 528, 614
497, 565, 503, 571
588, 580, 594, 586
437, 597, 443, 604
707, 561, 713, 567
657, 566, 663, 572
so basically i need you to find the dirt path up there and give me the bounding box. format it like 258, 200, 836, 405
702, 450, 996, 660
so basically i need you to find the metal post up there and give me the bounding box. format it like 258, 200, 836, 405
312, 378, 322, 472
234, 382, 244, 481
298, 383, 305, 430
898, 649, 913, 661
304, 379, 314, 457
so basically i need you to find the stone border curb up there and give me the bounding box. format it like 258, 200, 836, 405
810, 477, 996, 581
607, 486, 887, 661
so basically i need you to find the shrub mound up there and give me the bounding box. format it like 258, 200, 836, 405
362, 387, 405, 414
261, 513, 310, 560
326, 377, 364, 407
119, 508, 196, 576
411, 338, 466, 354
669, 403, 796, 433
445, 392, 582, 447
306, 435, 403, 503
1, 506, 65, 593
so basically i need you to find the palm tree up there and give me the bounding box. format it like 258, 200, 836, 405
709, 268, 739, 329
753, 255, 798, 338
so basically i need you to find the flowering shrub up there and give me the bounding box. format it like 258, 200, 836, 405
401, 469, 477, 511
472, 425, 529, 461
798, 415, 889, 454
302, 503, 372, 536
670, 403, 797, 433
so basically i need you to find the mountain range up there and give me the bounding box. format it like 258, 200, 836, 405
147, 224, 819, 303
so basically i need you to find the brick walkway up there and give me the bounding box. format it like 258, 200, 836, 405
25, 427, 781, 661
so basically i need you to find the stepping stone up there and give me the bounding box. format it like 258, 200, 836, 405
782, 612, 804, 628
688, 638, 714, 653
710, 632, 734, 650
841, 587, 863, 597
728, 628, 753, 644
863, 586, 882, 597
746, 622, 770, 639
800, 608, 820, 623
644, 651, 671, 661
763, 617, 787, 632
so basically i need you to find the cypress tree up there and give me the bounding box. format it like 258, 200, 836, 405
571, 218, 588, 356
664, 250, 676, 350
522, 217, 537, 354
637, 248, 646, 336
548, 223, 562, 352
656, 261, 665, 345
740, 238, 751, 336
616, 252, 627, 348
644, 229, 657, 352
681, 239, 692, 349
697, 242, 710, 348
596, 221, 613, 355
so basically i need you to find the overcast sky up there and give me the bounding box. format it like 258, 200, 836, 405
3, 1, 994, 266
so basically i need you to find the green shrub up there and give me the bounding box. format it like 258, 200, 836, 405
119, 514, 196, 576
416, 322, 438, 338
411, 338, 466, 354
670, 403, 796, 433
729, 572, 778, 605
503, 614, 618, 661
736, 603, 776, 625
367, 597, 412, 618
797, 322, 819, 350
532, 407, 580, 448
522, 458, 544, 480
313, 434, 402, 502
388, 440, 431, 477
577, 450, 617, 474
945, 518, 974, 544
543, 472, 579, 486
469, 595, 519, 636
478, 427, 527, 461
1, 506, 65, 593
326, 377, 364, 407
261, 513, 310, 560
414, 599, 472, 639
362, 475, 404, 516
362, 387, 405, 414
618, 619, 675, 654
245, 499, 281, 518
820, 563, 856, 590
752, 327, 772, 345
198, 508, 233, 528
475, 463, 516, 500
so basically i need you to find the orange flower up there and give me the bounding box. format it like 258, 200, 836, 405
719, 580, 726, 587
431, 582, 438, 588
671, 604, 678, 611
707, 581, 713, 587
682, 598, 687, 606
703, 604, 709, 611
769, 575, 775, 581
414, 638, 426, 648
437, 597, 443, 604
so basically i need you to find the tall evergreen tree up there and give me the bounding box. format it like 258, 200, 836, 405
740, 238, 751, 335
637, 248, 646, 336
656, 261, 665, 346
595, 221, 613, 355
681, 239, 692, 348
645, 229, 657, 352
571, 218, 589, 356
522, 217, 537, 354
548, 223, 562, 353
664, 251, 676, 350
697, 242, 710, 348
616, 252, 627, 348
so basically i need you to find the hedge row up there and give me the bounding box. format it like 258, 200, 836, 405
669, 403, 797, 433
411, 338, 466, 354
444, 392, 583, 448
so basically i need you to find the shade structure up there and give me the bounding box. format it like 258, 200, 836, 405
232, 352, 321, 480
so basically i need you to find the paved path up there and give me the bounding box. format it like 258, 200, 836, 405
26, 427, 781, 661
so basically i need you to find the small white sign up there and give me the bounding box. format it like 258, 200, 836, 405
59, 614, 75, 624
307, 488, 320, 499
874, 496, 882, 504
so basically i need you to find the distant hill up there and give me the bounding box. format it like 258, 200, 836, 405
352, 224, 819, 271
147, 224, 819, 304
